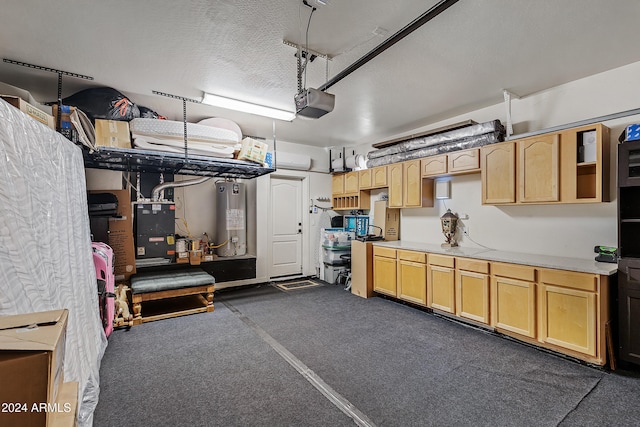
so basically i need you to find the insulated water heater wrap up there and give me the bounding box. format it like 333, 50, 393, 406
215, 182, 247, 256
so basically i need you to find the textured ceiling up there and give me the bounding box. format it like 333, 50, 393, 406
1, 0, 640, 147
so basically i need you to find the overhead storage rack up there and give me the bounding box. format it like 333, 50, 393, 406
82, 146, 275, 179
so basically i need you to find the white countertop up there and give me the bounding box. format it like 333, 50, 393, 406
372, 240, 618, 276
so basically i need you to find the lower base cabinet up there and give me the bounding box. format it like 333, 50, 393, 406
397, 250, 427, 306
371, 246, 611, 365
456, 259, 490, 324
491, 263, 536, 338
537, 269, 600, 358
373, 247, 397, 297
427, 254, 455, 313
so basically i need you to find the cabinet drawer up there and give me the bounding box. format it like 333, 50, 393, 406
428, 254, 454, 268
448, 149, 480, 173
456, 258, 489, 274
492, 262, 536, 282
397, 250, 426, 263
538, 268, 597, 292
373, 246, 396, 258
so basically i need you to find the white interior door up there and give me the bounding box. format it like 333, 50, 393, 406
270, 177, 303, 278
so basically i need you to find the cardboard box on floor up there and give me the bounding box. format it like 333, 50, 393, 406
90, 189, 136, 281
373, 200, 400, 241
0, 309, 68, 427
49, 381, 79, 427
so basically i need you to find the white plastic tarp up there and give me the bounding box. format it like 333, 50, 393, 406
0, 99, 107, 426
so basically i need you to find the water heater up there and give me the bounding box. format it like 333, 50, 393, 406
215, 181, 247, 257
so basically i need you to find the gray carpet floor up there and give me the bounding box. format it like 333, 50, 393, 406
94, 283, 640, 426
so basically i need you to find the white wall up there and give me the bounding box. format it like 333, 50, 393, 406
352, 61, 640, 260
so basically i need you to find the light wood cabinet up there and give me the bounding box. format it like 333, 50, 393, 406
332, 172, 370, 211
427, 254, 455, 313
332, 174, 344, 195
421, 155, 447, 177
448, 148, 480, 174
388, 163, 404, 208
344, 171, 359, 194
359, 169, 372, 189
397, 250, 427, 306
373, 247, 397, 297
455, 258, 490, 324
481, 124, 609, 206
518, 134, 560, 203
351, 240, 373, 298
490, 262, 536, 338
481, 142, 516, 204
372, 166, 388, 188
368, 244, 611, 365
403, 160, 423, 208
559, 123, 610, 203
537, 268, 598, 357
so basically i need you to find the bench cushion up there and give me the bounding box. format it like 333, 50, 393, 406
130, 270, 215, 294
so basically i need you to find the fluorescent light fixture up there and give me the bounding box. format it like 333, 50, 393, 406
201, 93, 296, 121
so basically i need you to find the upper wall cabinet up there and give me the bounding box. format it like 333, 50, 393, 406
481, 123, 610, 205
388, 160, 434, 208
518, 134, 560, 203
481, 142, 516, 204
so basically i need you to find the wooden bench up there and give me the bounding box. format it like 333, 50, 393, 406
130, 270, 215, 325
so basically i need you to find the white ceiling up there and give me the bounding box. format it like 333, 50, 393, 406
1, 0, 639, 148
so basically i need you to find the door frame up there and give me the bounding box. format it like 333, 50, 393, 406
267, 170, 310, 279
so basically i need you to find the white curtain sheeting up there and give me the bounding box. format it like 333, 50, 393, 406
0, 99, 107, 426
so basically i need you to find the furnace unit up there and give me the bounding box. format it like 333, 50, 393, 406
135, 202, 176, 262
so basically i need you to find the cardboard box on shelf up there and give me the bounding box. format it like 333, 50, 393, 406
237, 137, 268, 164
176, 252, 190, 264
189, 250, 202, 265
1, 95, 55, 129
95, 119, 131, 149
90, 189, 136, 281
0, 309, 68, 427
49, 381, 79, 427
373, 200, 400, 241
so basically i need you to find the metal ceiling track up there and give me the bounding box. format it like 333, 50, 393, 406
3, 58, 94, 130
152, 90, 201, 158
283, 40, 332, 61
317, 0, 459, 92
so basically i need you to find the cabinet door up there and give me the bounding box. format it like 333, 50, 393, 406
332, 174, 344, 196
421, 155, 447, 177
618, 281, 640, 365
373, 255, 397, 297
372, 166, 388, 188
388, 163, 403, 208
359, 169, 372, 189
538, 283, 596, 357
481, 142, 515, 204
448, 148, 480, 174
518, 134, 560, 202
403, 160, 423, 207
456, 270, 489, 324
398, 260, 427, 306
427, 265, 455, 313
344, 171, 359, 194
491, 276, 536, 338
